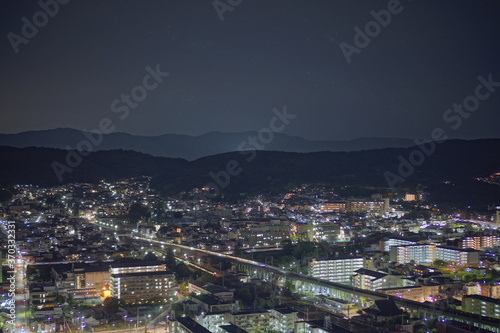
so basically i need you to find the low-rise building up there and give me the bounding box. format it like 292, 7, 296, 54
188, 282, 234, 302
191, 294, 237, 313
239, 220, 290, 248
378, 285, 440, 302
463, 295, 500, 319
30, 283, 57, 310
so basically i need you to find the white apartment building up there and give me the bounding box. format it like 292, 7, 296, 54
390, 244, 480, 266
309, 257, 363, 285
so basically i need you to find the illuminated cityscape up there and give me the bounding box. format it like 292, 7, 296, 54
1, 1, 500, 332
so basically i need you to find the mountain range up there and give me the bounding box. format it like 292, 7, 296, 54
0, 128, 415, 160
0, 139, 499, 207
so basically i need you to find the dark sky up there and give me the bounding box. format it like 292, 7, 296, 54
1, 0, 499, 140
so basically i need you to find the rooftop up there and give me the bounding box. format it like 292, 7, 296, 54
111, 270, 174, 278
220, 324, 249, 333
176, 317, 211, 333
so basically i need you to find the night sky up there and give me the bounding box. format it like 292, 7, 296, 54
1, 0, 499, 140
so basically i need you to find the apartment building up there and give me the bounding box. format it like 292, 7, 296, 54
390, 244, 480, 266
309, 257, 363, 285
239, 220, 290, 247
459, 235, 500, 250
463, 295, 500, 319
109, 262, 177, 303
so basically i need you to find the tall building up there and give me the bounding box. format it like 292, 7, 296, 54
309, 257, 363, 285
109, 262, 177, 303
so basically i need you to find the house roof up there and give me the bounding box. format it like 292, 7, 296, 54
369, 299, 403, 317
220, 324, 249, 333
463, 294, 500, 305
271, 307, 297, 314
110, 270, 174, 278
176, 317, 212, 333
354, 268, 387, 279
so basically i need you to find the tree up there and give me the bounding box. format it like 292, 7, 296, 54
317, 241, 332, 258
0, 188, 13, 203
55, 294, 67, 305
433, 259, 447, 267
165, 248, 176, 269
212, 258, 232, 271
144, 252, 158, 262
281, 239, 294, 256
197, 272, 215, 284
236, 287, 255, 307
128, 202, 150, 223
233, 243, 245, 257
103, 297, 120, 310
462, 273, 477, 282
174, 263, 192, 279
179, 281, 189, 294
